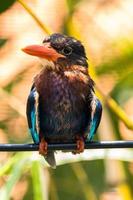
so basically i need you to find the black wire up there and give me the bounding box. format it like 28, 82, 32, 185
0, 141, 133, 151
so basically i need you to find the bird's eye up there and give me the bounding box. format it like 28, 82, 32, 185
62, 46, 72, 55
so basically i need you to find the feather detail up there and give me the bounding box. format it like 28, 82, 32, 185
34, 89, 39, 135
26, 85, 39, 144
88, 94, 102, 140
44, 151, 56, 169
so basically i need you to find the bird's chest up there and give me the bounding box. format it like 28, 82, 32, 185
49, 74, 71, 111
38, 71, 88, 112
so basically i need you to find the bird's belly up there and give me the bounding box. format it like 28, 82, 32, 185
39, 94, 89, 143
40, 111, 88, 143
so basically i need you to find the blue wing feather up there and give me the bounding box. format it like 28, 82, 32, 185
88, 98, 102, 141
26, 86, 39, 144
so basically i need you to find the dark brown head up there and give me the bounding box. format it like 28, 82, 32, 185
22, 33, 88, 69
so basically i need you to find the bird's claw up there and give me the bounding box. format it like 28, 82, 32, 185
39, 138, 48, 156
72, 136, 85, 154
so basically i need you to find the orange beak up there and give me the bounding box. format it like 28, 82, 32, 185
22, 43, 64, 62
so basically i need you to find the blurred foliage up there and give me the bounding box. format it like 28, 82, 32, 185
0, 0, 16, 13
96, 41, 133, 78
0, 0, 133, 200
66, 0, 81, 14
0, 39, 7, 48
111, 72, 133, 104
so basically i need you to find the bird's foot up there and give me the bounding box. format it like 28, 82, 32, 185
39, 138, 48, 156
72, 136, 85, 154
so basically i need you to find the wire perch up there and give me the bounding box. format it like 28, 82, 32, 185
0, 141, 133, 152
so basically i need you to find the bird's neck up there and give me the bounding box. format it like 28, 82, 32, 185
39, 58, 88, 75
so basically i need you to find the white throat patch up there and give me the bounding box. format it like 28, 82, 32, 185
39, 58, 55, 70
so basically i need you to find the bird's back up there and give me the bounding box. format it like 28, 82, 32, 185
34, 67, 93, 143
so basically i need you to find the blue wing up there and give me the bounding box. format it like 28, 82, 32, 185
26, 85, 39, 144
88, 97, 102, 141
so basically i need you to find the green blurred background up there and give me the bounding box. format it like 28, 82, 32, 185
0, 0, 133, 199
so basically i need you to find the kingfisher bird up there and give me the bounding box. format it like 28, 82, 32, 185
22, 33, 102, 168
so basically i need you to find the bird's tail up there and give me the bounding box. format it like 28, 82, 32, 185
44, 151, 56, 169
